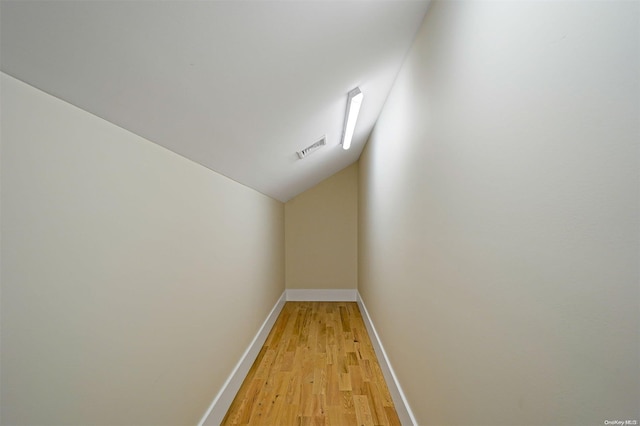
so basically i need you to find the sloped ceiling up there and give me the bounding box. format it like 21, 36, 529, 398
0, 0, 430, 201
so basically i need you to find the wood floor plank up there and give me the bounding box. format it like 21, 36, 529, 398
353, 395, 374, 426
325, 364, 340, 406
363, 381, 387, 425
384, 406, 402, 426
338, 371, 352, 392
221, 302, 401, 425
348, 365, 365, 395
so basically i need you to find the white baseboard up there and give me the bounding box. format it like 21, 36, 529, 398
286, 288, 357, 301
198, 289, 414, 426
356, 292, 417, 426
198, 291, 286, 426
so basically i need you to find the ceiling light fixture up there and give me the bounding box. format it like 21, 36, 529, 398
341, 87, 363, 150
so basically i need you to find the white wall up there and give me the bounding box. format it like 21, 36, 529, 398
285, 163, 358, 290
0, 73, 284, 425
359, 1, 639, 424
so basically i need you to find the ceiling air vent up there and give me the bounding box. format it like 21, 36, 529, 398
297, 136, 327, 159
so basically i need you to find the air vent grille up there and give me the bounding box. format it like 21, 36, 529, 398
297, 136, 327, 159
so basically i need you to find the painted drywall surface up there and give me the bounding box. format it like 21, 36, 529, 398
359, 1, 639, 425
285, 163, 358, 289
0, 73, 284, 425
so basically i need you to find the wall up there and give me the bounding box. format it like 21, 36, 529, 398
359, 1, 639, 425
0, 73, 285, 425
285, 163, 358, 289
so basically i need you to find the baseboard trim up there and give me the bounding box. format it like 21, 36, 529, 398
356, 292, 418, 426
197, 289, 414, 425
286, 289, 357, 301
198, 291, 287, 426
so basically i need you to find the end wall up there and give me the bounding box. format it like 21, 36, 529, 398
285, 163, 358, 290
359, 1, 639, 424
0, 73, 285, 425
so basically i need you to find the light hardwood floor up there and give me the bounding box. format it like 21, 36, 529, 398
221, 302, 401, 426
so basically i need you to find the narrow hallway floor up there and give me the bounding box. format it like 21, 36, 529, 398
222, 301, 402, 425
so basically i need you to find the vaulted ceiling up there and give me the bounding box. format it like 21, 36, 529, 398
1, 0, 430, 201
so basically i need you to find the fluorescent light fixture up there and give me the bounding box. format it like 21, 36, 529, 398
341, 87, 363, 150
